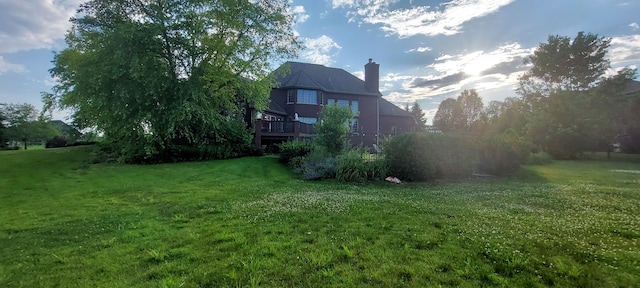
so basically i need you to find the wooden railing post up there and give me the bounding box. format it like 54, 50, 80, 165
254, 119, 262, 148
294, 120, 300, 139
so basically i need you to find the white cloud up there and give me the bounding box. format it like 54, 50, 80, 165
406, 46, 432, 53
0, 56, 27, 74
291, 5, 310, 23
630, 23, 640, 30
430, 42, 531, 76
352, 70, 365, 80
300, 35, 342, 66
333, 0, 514, 37
0, 0, 82, 53
379, 43, 532, 105
609, 34, 640, 67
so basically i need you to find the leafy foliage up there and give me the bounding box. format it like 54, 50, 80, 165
278, 139, 313, 165
336, 149, 386, 182
409, 101, 427, 131
0, 103, 59, 150
457, 89, 484, 131
477, 131, 531, 175
433, 98, 463, 133
313, 104, 354, 156
383, 133, 478, 181
525, 151, 553, 165
45, 0, 300, 163
45, 136, 68, 148
433, 90, 484, 133
519, 31, 611, 94
296, 148, 338, 180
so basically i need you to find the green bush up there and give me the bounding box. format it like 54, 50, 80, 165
300, 157, 338, 180
336, 149, 387, 182
525, 151, 553, 165
293, 147, 336, 180
383, 133, 478, 182
477, 131, 531, 175
278, 140, 313, 165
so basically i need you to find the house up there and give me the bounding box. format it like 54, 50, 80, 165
253, 59, 416, 151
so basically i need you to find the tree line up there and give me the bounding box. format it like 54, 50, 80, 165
432, 32, 639, 158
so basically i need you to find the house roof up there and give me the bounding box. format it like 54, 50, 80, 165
265, 101, 287, 115
624, 80, 640, 94
379, 98, 414, 118
274, 62, 381, 96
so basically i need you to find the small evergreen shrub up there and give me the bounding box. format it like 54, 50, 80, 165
525, 151, 553, 165
278, 140, 313, 165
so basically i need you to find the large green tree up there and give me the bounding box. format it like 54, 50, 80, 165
516, 32, 625, 158
519, 31, 611, 96
456, 89, 484, 131
45, 0, 300, 163
433, 89, 484, 133
433, 98, 463, 133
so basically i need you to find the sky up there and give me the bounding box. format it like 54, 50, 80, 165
1, 0, 639, 123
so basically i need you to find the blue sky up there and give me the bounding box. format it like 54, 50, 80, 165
1, 0, 639, 123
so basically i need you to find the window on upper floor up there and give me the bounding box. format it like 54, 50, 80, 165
327, 99, 358, 115
351, 100, 359, 115
287, 90, 294, 104
298, 117, 317, 124
336, 99, 349, 107
297, 89, 318, 104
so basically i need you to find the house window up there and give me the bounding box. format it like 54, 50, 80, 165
336, 99, 349, 107
297, 89, 318, 104
327, 98, 335, 105
351, 100, 359, 115
287, 90, 294, 103
319, 92, 324, 105
298, 117, 317, 124
351, 118, 359, 132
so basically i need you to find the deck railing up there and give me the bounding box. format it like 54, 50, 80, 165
254, 119, 315, 148
260, 120, 314, 135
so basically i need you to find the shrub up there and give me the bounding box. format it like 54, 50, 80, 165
336, 149, 387, 182
1, 146, 20, 151
477, 131, 531, 175
525, 151, 553, 165
300, 157, 338, 180
384, 133, 478, 182
46, 136, 68, 148
278, 140, 313, 165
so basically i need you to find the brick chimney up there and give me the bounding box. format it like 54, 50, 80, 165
364, 58, 379, 93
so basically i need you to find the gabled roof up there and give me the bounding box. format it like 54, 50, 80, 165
379, 98, 414, 118
274, 62, 381, 96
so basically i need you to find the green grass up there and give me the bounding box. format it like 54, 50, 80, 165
1, 147, 639, 287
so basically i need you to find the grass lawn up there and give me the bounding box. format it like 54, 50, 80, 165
1, 147, 639, 287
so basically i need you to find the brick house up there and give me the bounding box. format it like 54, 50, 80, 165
253, 59, 416, 151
